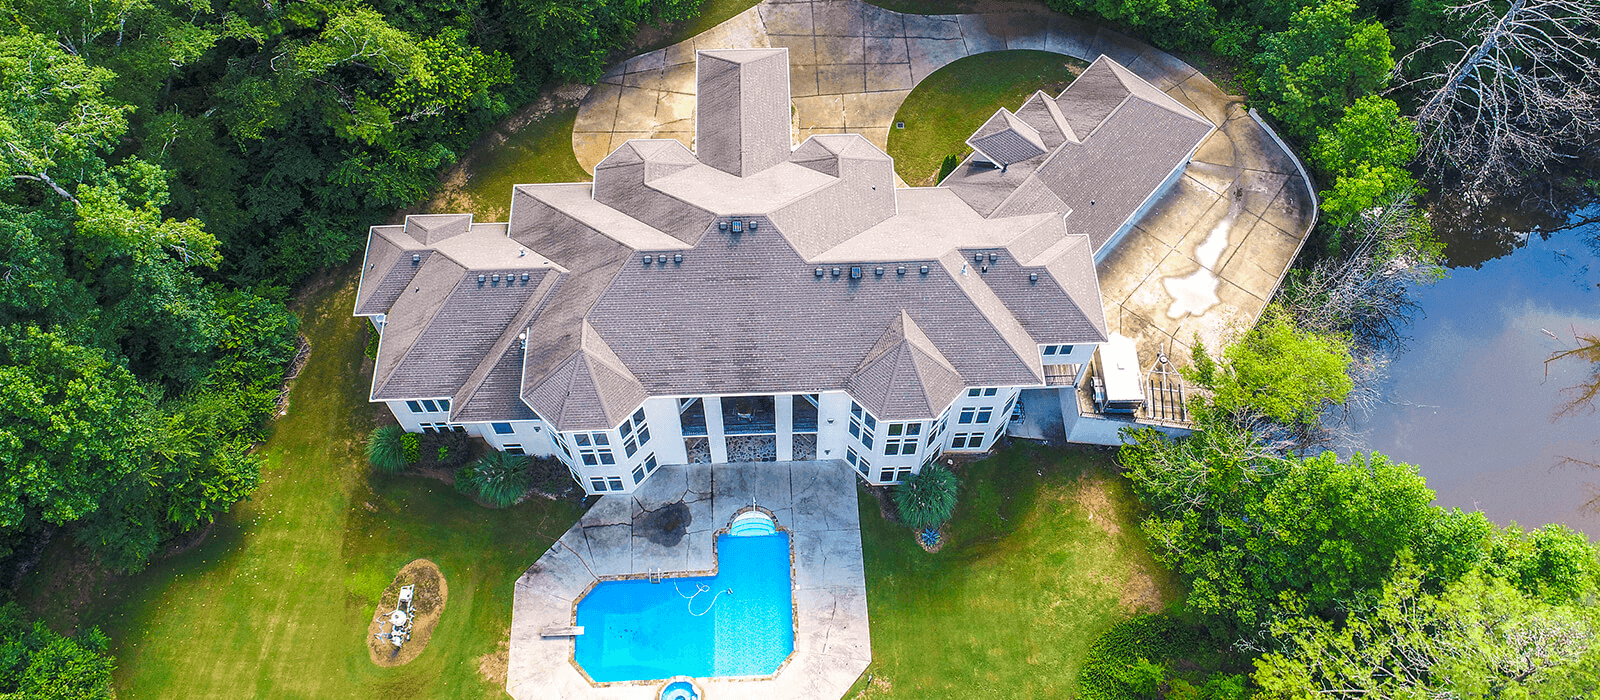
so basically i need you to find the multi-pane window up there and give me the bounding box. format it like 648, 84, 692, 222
1042, 344, 1075, 356
643, 454, 658, 474
879, 467, 913, 483
959, 407, 977, 424
950, 432, 985, 449
633, 466, 646, 483
846, 447, 864, 475
1003, 395, 1019, 421
620, 409, 650, 457
591, 477, 607, 491
574, 432, 615, 466
406, 401, 422, 413
608, 477, 623, 490
967, 388, 981, 397
503, 443, 525, 455
407, 399, 449, 413
492, 422, 514, 434
849, 402, 877, 449
439, 399, 450, 411
883, 423, 922, 455
931, 415, 948, 440
983, 388, 997, 397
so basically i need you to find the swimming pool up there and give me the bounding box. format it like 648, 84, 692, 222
574, 532, 794, 683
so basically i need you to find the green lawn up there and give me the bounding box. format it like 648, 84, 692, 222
21, 276, 584, 699
888, 51, 1086, 186
439, 106, 592, 222
849, 443, 1178, 698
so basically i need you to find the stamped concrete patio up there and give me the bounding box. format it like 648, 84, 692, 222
574, 0, 1317, 366
507, 461, 869, 700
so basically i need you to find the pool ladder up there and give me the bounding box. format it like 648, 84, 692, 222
648, 569, 663, 584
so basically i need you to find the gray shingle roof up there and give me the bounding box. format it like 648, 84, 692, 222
695, 49, 791, 178
354, 49, 1208, 432
968, 109, 1048, 166
847, 311, 967, 420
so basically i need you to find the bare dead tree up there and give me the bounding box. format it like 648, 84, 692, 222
1394, 0, 1600, 196
1545, 331, 1600, 420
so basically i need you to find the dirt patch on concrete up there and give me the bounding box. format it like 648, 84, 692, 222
478, 638, 510, 687
636, 501, 692, 547
366, 559, 449, 667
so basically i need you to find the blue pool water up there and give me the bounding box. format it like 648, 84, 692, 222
575, 533, 794, 682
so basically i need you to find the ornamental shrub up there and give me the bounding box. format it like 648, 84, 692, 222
893, 463, 960, 530
456, 451, 535, 508
401, 432, 421, 465
366, 425, 409, 473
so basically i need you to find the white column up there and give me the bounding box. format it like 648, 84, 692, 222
776, 394, 794, 461
705, 397, 728, 463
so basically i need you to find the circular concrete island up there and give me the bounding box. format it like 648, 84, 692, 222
366, 559, 449, 667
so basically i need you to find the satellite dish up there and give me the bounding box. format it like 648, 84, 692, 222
389, 610, 409, 626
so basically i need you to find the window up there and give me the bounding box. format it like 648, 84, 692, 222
421, 399, 438, 412
503, 443, 525, 455
608, 477, 623, 491
1003, 395, 1019, 421
634, 408, 646, 425
959, 407, 976, 424
620, 412, 650, 457
884, 422, 922, 455
1043, 345, 1057, 356
420, 422, 441, 434
849, 402, 876, 449
590, 478, 608, 492
846, 448, 858, 465
624, 434, 638, 457
951, 432, 985, 449
644, 454, 658, 473
976, 408, 993, 424
983, 387, 998, 397
931, 415, 947, 439
858, 454, 871, 476
967, 388, 981, 397
580, 446, 616, 466
492, 422, 514, 434
632, 466, 646, 483
439, 399, 450, 411
878, 467, 912, 483
575, 434, 590, 447
406, 401, 423, 413
879, 468, 896, 482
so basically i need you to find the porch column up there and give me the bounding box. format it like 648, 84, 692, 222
705, 396, 729, 463
775, 394, 793, 461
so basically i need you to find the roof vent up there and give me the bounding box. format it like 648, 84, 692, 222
477, 274, 486, 286
643, 255, 653, 265
411, 253, 421, 266
832, 267, 841, 277
719, 221, 728, 231
519, 249, 526, 257
673, 253, 683, 263
815, 267, 825, 277
492, 273, 501, 284
521, 273, 530, 282
1029, 272, 1039, 282
518, 331, 527, 350
897, 266, 906, 275
988, 253, 998, 262
875, 267, 885, 276
919, 265, 929, 275
973, 252, 984, 263
850, 266, 862, 279
981, 264, 989, 273
658, 254, 668, 263
749, 221, 759, 231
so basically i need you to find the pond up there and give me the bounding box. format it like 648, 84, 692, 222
1351, 209, 1600, 534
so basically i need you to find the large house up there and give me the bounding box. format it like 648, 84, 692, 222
354, 48, 1212, 495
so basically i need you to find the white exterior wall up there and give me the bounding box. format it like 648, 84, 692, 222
385, 399, 454, 432
480, 419, 556, 458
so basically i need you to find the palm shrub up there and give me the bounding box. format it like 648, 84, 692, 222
456, 451, 535, 508
366, 426, 409, 473
893, 462, 960, 530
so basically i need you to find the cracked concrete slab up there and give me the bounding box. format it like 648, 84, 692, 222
508, 461, 868, 700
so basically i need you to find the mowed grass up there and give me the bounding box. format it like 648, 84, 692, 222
888, 51, 1086, 186
849, 443, 1178, 698
21, 275, 583, 699
440, 106, 592, 222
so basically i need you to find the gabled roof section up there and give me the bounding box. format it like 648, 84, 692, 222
404, 214, 473, 245
771, 133, 898, 259
847, 311, 967, 420
967, 108, 1048, 167
695, 48, 791, 178
522, 321, 648, 431
355, 225, 429, 316
980, 235, 1109, 343
590, 141, 717, 245
522, 182, 697, 250
1014, 90, 1077, 148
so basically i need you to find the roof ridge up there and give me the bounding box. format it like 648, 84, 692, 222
370, 254, 468, 399
448, 269, 562, 420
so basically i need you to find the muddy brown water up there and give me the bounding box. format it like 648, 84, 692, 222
1350, 206, 1600, 535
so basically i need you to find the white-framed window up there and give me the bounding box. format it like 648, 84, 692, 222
1003, 394, 1019, 421
950, 432, 985, 450
983, 388, 997, 397
590, 476, 624, 491
849, 402, 877, 449
643, 454, 658, 474
959, 407, 992, 424
966, 388, 981, 397
591, 477, 607, 491
632, 465, 646, 483
620, 408, 650, 457
1042, 345, 1075, 356
846, 447, 870, 476
503, 443, 525, 455
883, 422, 922, 455
420, 422, 460, 433
492, 422, 514, 434
407, 401, 423, 413
878, 466, 913, 483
